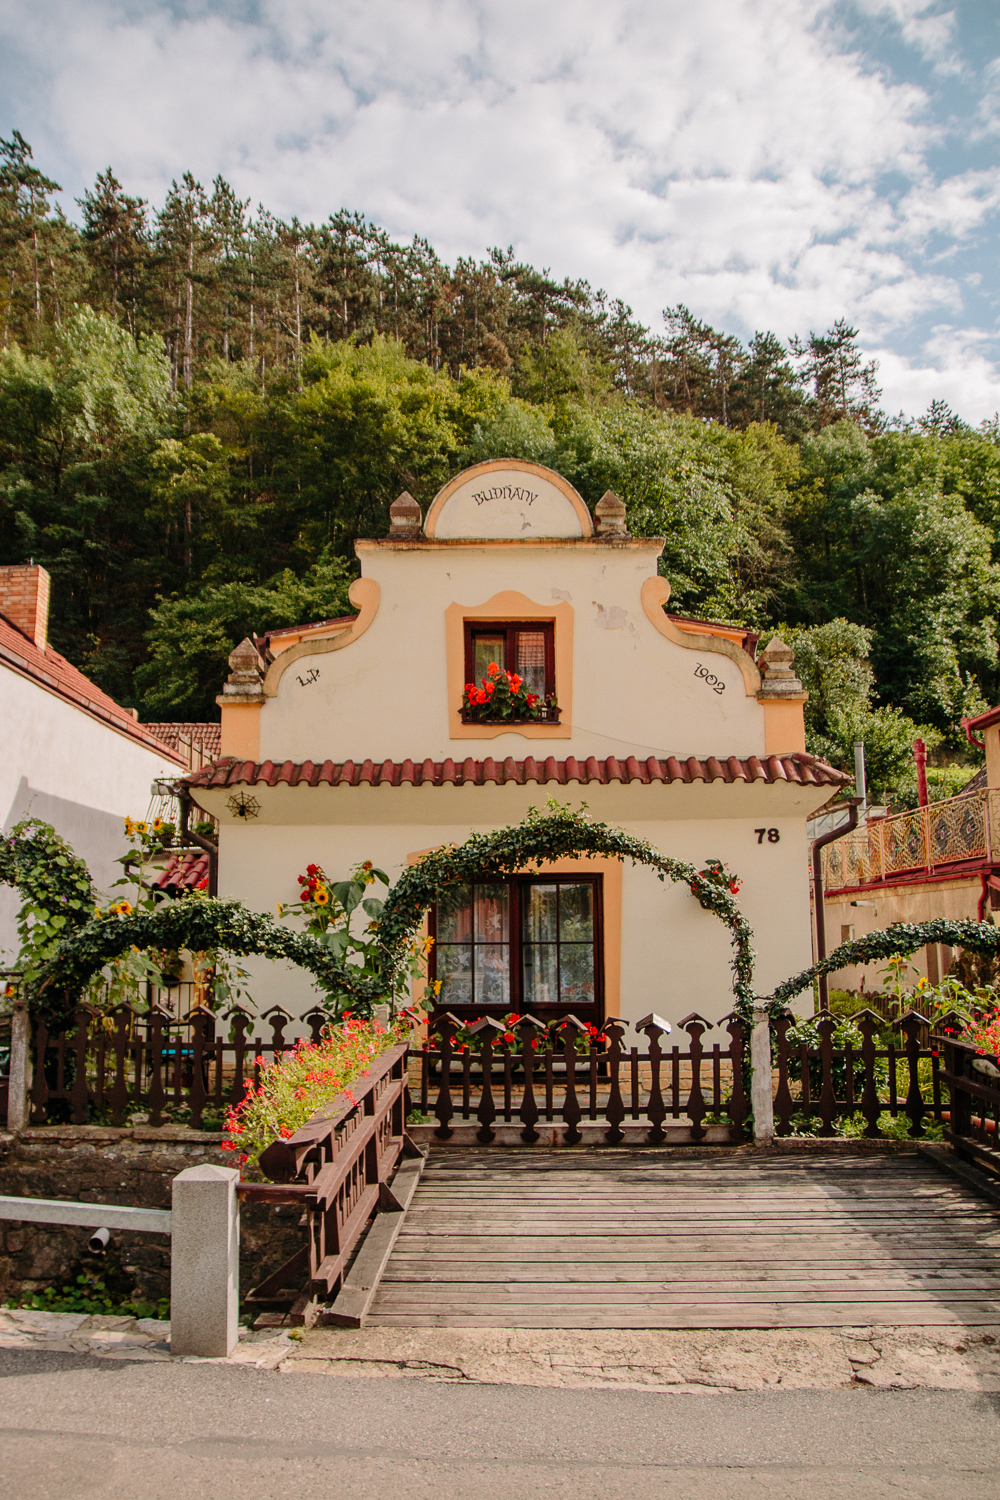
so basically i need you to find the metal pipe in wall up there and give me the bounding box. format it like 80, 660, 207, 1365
811, 799, 862, 1012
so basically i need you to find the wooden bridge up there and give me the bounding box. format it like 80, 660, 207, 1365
361, 1146, 1000, 1329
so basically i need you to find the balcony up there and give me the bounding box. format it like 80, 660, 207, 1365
821, 788, 994, 892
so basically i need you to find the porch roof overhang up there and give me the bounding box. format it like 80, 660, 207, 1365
188, 750, 847, 793
187, 751, 850, 827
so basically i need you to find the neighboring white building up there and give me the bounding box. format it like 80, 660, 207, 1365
186, 461, 850, 1031
0, 564, 185, 963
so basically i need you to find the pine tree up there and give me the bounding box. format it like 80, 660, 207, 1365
791, 318, 882, 428
78, 169, 149, 333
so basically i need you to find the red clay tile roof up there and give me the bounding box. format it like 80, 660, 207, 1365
187, 751, 851, 791
0, 612, 185, 763
145, 723, 222, 758
152, 851, 210, 894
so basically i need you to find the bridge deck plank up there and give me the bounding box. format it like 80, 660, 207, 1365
367, 1148, 1000, 1329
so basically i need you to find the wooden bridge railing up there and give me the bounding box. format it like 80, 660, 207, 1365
415, 1012, 750, 1145
238, 1041, 411, 1322
938, 1031, 1000, 1165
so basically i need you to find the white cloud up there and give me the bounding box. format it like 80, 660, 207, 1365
0, 0, 996, 416
874, 329, 1000, 423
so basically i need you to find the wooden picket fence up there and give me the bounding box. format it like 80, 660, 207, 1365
27, 1001, 329, 1128
415, 1012, 749, 1144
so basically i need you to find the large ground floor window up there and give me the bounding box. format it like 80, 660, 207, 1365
428, 876, 603, 1023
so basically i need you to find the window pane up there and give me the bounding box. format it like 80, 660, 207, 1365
559, 945, 596, 1007
438, 943, 473, 1006
559, 883, 593, 942
475, 945, 510, 1007
473, 635, 505, 684
523, 942, 559, 1008
516, 631, 547, 698
437, 884, 473, 944
524, 883, 558, 943
474, 884, 509, 942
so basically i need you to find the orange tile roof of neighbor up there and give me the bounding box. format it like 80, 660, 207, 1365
187, 751, 851, 791
144, 723, 222, 758
0, 611, 185, 764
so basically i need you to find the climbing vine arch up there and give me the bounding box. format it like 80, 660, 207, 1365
765, 917, 1000, 1012
373, 804, 758, 1015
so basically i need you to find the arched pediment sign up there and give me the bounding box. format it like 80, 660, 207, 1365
424, 460, 594, 541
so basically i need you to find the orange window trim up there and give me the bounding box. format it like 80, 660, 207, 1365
444, 591, 574, 740
406, 846, 622, 1019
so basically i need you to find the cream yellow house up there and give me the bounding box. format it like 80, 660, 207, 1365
185, 461, 848, 1031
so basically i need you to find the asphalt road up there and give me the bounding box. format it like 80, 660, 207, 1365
2, 1349, 1000, 1499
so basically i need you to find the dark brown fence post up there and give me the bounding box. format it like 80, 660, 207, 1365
471, 1017, 505, 1144
263, 1005, 293, 1058
559, 1017, 586, 1145
603, 1018, 627, 1144
303, 1007, 329, 1044
773, 1012, 794, 1136
70, 1008, 91, 1125
146, 1006, 169, 1126
432, 1013, 458, 1139
854, 1009, 883, 1137
29, 1015, 50, 1124
637, 1013, 669, 1144
681, 1013, 712, 1143
724, 1013, 749, 1142
517, 1015, 547, 1144
108, 1006, 132, 1125
815, 1011, 838, 1136
187, 1010, 208, 1129
227, 1007, 252, 1106
899, 1009, 929, 1138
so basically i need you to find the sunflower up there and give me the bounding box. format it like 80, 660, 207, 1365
313, 888, 330, 906
152, 818, 164, 833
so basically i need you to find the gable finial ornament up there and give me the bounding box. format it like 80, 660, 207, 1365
388, 491, 423, 539
217, 637, 266, 706
594, 490, 629, 538
757, 636, 805, 699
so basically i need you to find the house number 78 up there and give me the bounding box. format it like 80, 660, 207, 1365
755, 828, 780, 843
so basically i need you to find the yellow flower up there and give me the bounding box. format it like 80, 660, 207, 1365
124, 817, 135, 835
136, 822, 148, 835
314, 888, 330, 906
93, 906, 103, 918
152, 818, 164, 832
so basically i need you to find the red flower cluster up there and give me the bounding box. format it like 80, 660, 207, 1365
462, 663, 541, 713
296, 862, 331, 905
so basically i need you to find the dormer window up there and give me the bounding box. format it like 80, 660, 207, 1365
464, 620, 555, 704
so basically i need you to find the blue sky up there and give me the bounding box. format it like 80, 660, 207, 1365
2, 0, 999, 418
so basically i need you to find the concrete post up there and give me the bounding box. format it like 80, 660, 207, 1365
170, 1164, 240, 1357
751, 1008, 774, 1145
7, 998, 30, 1132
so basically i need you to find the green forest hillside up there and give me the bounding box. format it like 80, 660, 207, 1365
2, 132, 998, 805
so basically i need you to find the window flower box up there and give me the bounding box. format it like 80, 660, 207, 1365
461, 663, 560, 725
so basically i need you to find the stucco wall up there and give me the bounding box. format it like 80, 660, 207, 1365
215, 787, 816, 1038
258, 543, 768, 765
0, 667, 179, 963
822, 876, 981, 992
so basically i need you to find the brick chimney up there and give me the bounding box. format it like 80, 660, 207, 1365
0, 564, 51, 651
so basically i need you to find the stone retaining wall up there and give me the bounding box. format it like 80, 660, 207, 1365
0, 1126, 302, 1305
